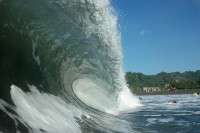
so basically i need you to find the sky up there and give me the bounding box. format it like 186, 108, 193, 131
111, 0, 200, 75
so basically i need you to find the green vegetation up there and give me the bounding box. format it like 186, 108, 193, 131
125, 70, 200, 93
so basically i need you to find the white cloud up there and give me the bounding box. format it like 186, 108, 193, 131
140, 30, 151, 36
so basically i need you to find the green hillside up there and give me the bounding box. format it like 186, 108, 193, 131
125, 70, 200, 93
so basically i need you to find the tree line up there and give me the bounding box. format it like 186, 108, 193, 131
125, 70, 200, 93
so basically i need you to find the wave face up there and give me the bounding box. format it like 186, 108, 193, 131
0, 0, 140, 132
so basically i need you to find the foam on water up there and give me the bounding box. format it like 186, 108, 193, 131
118, 86, 142, 112
0, 85, 137, 133
0, 0, 141, 132
10, 85, 82, 133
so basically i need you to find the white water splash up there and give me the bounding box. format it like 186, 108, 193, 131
118, 86, 142, 112
10, 85, 82, 133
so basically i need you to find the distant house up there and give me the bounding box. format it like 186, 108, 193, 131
143, 87, 160, 92
164, 84, 171, 89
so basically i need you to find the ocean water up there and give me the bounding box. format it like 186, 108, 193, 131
0, 0, 200, 132
121, 94, 200, 132
0, 0, 141, 132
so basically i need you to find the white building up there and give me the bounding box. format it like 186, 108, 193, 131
143, 87, 160, 92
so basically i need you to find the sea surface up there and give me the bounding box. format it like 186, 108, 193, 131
120, 94, 200, 132
0, 0, 200, 132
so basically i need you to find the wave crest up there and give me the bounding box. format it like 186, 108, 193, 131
0, 0, 141, 132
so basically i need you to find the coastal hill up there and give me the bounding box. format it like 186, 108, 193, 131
125, 70, 200, 93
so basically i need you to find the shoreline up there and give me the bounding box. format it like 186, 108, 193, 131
134, 89, 200, 96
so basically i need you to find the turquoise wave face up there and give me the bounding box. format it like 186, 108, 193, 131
0, 0, 140, 132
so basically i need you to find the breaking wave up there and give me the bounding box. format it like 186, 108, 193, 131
0, 0, 141, 132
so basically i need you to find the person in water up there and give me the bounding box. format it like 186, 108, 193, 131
139, 97, 143, 100
168, 100, 178, 104
196, 91, 199, 95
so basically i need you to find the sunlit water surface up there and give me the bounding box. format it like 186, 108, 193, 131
120, 94, 200, 133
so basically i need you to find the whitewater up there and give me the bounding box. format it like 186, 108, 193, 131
0, 0, 141, 132
1, 0, 200, 132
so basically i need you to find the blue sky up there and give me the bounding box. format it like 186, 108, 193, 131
111, 0, 200, 75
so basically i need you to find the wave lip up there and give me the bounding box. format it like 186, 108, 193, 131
0, 0, 142, 132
